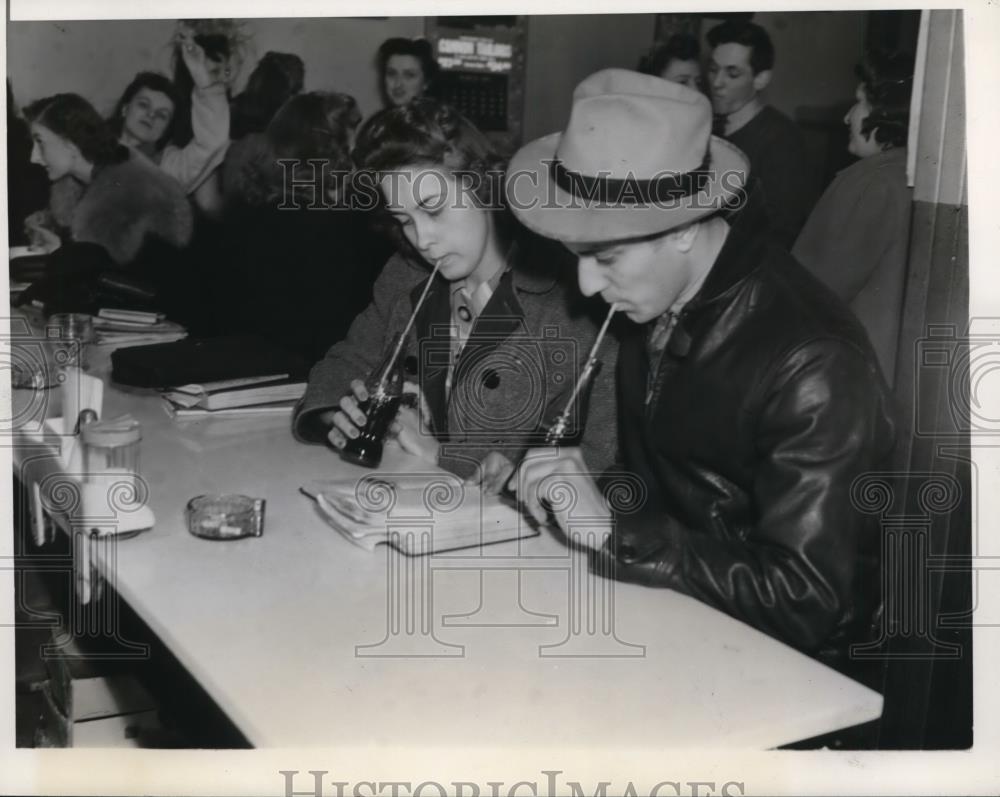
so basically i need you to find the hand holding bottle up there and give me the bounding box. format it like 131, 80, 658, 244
325, 379, 373, 450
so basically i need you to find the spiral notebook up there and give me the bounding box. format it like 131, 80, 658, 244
300, 476, 539, 555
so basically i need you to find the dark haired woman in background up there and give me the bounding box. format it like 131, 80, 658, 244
230, 51, 305, 139
793, 50, 915, 385
210, 92, 391, 359
109, 24, 230, 203
293, 99, 617, 490
222, 51, 305, 208
640, 33, 703, 91
25, 92, 192, 266
110, 72, 180, 156
376, 37, 439, 108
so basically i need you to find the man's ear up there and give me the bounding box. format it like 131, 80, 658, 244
669, 222, 700, 254
752, 69, 772, 93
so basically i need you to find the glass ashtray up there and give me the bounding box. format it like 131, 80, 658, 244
186, 494, 265, 540
11, 359, 58, 390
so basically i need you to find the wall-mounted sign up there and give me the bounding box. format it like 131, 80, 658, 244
426, 16, 528, 148
437, 35, 514, 73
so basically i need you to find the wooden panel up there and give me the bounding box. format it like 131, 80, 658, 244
913, 11, 967, 206
875, 6, 970, 747
878, 201, 972, 748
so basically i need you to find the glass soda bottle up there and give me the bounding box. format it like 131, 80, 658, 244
340, 334, 405, 469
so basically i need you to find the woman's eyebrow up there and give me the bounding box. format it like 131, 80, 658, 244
416, 193, 444, 210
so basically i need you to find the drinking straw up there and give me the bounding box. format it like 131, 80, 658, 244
375, 260, 443, 395
551, 303, 618, 430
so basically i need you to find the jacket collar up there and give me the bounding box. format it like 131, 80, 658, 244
684, 183, 771, 313
659, 185, 770, 359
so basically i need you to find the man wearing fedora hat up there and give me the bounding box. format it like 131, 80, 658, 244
506, 69, 896, 669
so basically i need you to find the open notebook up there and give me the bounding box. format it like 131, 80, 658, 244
301, 475, 539, 555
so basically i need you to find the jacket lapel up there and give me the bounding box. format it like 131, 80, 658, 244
411, 236, 561, 437
460, 240, 559, 356
453, 271, 528, 383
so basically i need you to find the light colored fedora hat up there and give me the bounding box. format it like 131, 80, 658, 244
508, 69, 749, 243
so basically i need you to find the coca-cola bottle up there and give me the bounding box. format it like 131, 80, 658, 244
340, 335, 405, 469
543, 359, 603, 447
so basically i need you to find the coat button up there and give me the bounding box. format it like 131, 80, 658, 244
483, 369, 500, 389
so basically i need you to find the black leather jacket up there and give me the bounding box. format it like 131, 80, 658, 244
597, 193, 897, 665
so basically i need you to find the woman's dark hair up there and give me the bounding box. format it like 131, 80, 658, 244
856, 49, 915, 150
241, 91, 362, 207
24, 93, 126, 168
230, 51, 305, 140
109, 71, 180, 149
706, 20, 775, 74
352, 98, 508, 251
376, 37, 440, 96
641, 33, 701, 77
353, 97, 504, 203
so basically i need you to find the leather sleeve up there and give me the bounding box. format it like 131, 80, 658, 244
597, 340, 894, 652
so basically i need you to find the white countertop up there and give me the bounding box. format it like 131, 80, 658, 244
11, 321, 882, 749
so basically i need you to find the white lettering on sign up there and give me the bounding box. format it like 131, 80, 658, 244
438, 38, 476, 55
476, 42, 512, 58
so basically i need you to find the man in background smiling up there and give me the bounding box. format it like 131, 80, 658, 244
707, 19, 812, 247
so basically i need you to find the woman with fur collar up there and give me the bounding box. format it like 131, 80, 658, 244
25, 92, 193, 266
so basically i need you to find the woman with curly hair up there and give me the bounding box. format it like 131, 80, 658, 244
793, 49, 915, 384
221, 51, 305, 208
229, 51, 305, 140
235, 90, 360, 207
293, 98, 618, 490
211, 92, 392, 359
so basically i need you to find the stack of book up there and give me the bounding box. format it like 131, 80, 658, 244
161, 374, 306, 419
93, 309, 186, 346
